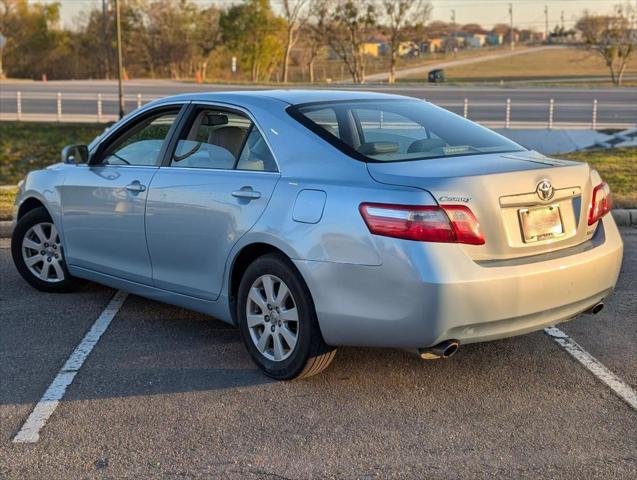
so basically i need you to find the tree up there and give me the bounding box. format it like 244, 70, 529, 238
577, 5, 636, 85
303, 0, 330, 83
281, 0, 309, 83
220, 0, 285, 82
0, 0, 64, 78
193, 6, 221, 81
326, 0, 375, 84
378, 0, 431, 83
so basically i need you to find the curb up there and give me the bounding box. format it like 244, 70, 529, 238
0, 221, 13, 238
611, 209, 637, 227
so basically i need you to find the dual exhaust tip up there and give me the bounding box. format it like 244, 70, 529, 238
418, 340, 460, 360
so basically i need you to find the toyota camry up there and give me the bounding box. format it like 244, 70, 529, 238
11, 90, 623, 379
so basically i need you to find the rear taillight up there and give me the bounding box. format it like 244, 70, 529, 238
588, 181, 612, 225
359, 203, 485, 245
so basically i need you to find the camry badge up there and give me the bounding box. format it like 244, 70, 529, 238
536, 179, 554, 201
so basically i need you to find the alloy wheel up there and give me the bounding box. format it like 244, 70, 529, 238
246, 274, 299, 362
21, 222, 65, 283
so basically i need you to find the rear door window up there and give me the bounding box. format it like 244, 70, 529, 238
170, 108, 277, 172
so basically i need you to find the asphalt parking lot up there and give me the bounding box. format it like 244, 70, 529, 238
1, 229, 636, 479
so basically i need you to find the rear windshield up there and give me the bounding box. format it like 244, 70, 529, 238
289, 99, 525, 162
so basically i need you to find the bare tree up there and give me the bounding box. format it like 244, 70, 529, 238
304, 0, 329, 83
281, 0, 309, 83
378, 0, 431, 83
326, 0, 375, 84
577, 4, 636, 85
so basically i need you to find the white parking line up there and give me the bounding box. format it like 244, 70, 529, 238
544, 326, 637, 410
13, 290, 128, 443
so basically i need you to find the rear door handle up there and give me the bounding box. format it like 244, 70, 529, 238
232, 189, 261, 200
125, 181, 147, 193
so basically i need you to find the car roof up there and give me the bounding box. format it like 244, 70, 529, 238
155, 89, 409, 107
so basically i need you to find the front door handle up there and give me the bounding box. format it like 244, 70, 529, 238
125, 181, 147, 193
232, 188, 261, 200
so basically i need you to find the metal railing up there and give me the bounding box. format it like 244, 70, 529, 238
4, 90, 636, 130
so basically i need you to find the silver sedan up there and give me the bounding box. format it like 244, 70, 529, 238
11, 90, 623, 379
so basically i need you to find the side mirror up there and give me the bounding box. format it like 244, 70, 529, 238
61, 144, 89, 164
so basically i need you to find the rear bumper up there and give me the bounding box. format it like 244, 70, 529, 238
294, 214, 623, 348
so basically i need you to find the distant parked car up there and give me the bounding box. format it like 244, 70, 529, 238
428, 68, 446, 83
11, 90, 622, 379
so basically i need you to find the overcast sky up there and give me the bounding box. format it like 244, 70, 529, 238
40, 0, 622, 30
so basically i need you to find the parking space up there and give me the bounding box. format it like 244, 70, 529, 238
1, 231, 635, 478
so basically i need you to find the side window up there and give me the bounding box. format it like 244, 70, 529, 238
102, 111, 179, 166
235, 127, 277, 172
171, 109, 250, 170
301, 107, 340, 139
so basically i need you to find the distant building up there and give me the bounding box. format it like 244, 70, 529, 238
486, 33, 503, 45
398, 41, 420, 57
361, 34, 388, 57
465, 33, 487, 48
423, 37, 444, 53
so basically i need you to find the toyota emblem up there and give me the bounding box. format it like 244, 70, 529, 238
536, 180, 554, 201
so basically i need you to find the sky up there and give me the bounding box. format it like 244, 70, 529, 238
35, 0, 623, 31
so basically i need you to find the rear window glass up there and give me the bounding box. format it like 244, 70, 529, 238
290, 99, 525, 162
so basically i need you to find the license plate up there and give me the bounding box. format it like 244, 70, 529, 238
518, 205, 564, 243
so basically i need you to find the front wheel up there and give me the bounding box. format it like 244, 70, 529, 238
11, 207, 81, 293
237, 253, 336, 380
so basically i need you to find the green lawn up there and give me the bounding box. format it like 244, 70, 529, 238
0, 122, 107, 185
0, 121, 634, 220
401, 47, 637, 85
0, 187, 17, 221
561, 147, 637, 209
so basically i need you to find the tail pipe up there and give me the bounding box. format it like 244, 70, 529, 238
418, 340, 460, 360
586, 302, 604, 315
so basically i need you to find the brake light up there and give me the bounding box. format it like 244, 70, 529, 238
359, 203, 485, 245
588, 181, 612, 225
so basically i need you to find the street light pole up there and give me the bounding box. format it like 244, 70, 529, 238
509, 3, 514, 50
115, 0, 125, 119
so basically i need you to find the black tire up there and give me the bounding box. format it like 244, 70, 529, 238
11, 207, 82, 293
237, 253, 336, 380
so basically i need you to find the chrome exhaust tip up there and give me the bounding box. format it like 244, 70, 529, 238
586, 302, 604, 315
419, 340, 460, 360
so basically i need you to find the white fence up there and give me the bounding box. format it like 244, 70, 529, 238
2, 90, 636, 130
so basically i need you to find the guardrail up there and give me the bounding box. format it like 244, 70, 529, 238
1, 90, 636, 130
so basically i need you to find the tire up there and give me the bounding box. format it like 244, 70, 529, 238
237, 253, 336, 380
11, 207, 82, 293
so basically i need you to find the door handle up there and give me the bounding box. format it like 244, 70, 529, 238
125, 181, 147, 193
232, 189, 261, 200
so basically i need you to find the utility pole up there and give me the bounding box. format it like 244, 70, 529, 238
544, 5, 549, 43
102, 0, 109, 80
509, 3, 514, 50
115, 0, 125, 119
560, 10, 564, 29
451, 9, 456, 56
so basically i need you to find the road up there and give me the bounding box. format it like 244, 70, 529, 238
1, 228, 636, 478
1, 80, 636, 127
364, 45, 555, 82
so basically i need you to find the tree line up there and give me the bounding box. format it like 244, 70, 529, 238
0, 0, 634, 84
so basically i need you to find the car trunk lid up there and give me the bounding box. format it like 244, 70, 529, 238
366, 151, 597, 260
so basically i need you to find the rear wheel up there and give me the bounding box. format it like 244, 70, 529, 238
11, 207, 81, 293
237, 253, 336, 380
